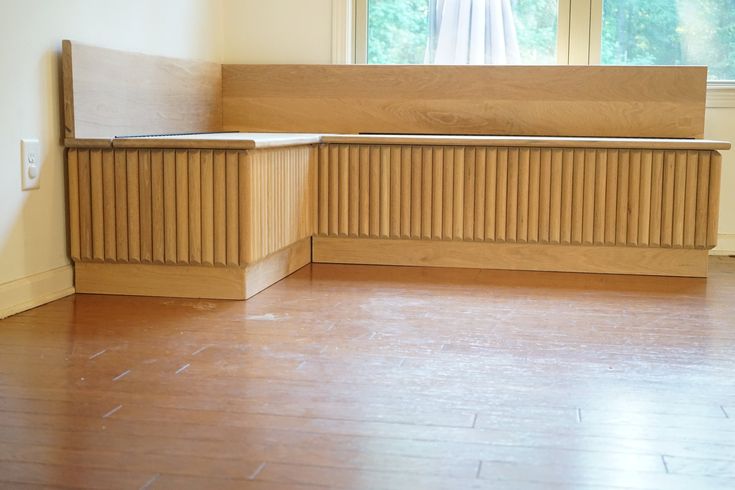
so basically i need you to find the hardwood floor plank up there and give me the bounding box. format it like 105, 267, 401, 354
0, 258, 734, 489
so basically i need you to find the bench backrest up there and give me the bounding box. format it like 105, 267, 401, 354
62, 40, 222, 140
222, 64, 707, 139
62, 40, 708, 140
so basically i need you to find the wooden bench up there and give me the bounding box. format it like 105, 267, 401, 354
62, 41, 730, 299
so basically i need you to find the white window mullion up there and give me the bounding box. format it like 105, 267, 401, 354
588, 0, 603, 64
353, 0, 368, 64
556, 0, 572, 65
567, 0, 591, 65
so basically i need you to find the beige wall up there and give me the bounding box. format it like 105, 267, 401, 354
0, 0, 223, 317
222, 0, 334, 63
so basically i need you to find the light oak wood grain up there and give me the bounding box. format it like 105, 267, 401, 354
223, 65, 708, 138
313, 237, 709, 277
62, 40, 221, 139
316, 144, 720, 252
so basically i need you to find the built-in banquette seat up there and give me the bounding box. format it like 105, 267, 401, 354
61, 41, 730, 299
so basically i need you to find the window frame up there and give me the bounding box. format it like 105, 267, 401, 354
352, 0, 735, 88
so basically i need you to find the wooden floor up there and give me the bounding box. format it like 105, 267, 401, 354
1, 259, 734, 489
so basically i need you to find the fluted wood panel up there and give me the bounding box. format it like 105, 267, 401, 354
241, 146, 315, 263
68, 147, 315, 267
316, 145, 722, 250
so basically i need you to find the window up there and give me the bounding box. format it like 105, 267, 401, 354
360, 0, 561, 65
600, 0, 735, 81
355, 0, 735, 82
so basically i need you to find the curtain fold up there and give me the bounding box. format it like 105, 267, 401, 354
426, 0, 521, 64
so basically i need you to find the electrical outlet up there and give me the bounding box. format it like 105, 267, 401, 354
21, 139, 41, 190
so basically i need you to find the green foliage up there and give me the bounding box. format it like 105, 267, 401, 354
367, 0, 430, 64
512, 0, 558, 64
601, 0, 735, 80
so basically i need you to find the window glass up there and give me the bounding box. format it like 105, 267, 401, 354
366, 0, 559, 65
601, 0, 735, 80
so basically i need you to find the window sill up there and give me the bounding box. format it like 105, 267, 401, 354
706, 84, 735, 108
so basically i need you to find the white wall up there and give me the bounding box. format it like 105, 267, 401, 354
0, 0, 224, 317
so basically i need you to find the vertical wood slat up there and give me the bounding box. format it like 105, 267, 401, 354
151, 150, 165, 264
163, 150, 177, 263
318, 145, 329, 236
592, 150, 606, 246
126, 150, 140, 263
483, 148, 496, 241
67, 150, 81, 261
213, 150, 227, 266
442, 147, 454, 240
604, 150, 618, 246
549, 149, 562, 244
560, 150, 573, 245
329, 146, 339, 236
506, 148, 519, 242
649, 151, 664, 248
175, 151, 189, 263
495, 148, 507, 241
359, 146, 370, 237
582, 149, 595, 246
390, 146, 401, 238
349, 146, 360, 237
201, 151, 214, 266
570, 149, 584, 245
78, 150, 93, 261
100, 150, 114, 261
452, 147, 464, 240
707, 152, 722, 249
474, 148, 486, 241
114, 151, 129, 261
538, 149, 551, 243
422, 147, 433, 240
339, 145, 349, 237
225, 152, 239, 266
463, 148, 475, 240
683, 151, 698, 248
695, 152, 711, 249
379, 147, 389, 238
627, 151, 641, 246
517, 149, 530, 242
139, 151, 153, 263
238, 151, 250, 264
672, 151, 687, 248
638, 151, 653, 247
401, 147, 412, 239
616, 151, 630, 246
188, 151, 202, 265
433, 147, 444, 240
661, 151, 676, 248
411, 147, 423, 239
528, 149, 540, 244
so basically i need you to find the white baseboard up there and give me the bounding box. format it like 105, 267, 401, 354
711, 234, 735, 256
0, 265, 75, 319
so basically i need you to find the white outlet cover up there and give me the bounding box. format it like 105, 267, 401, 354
21, 139, 40, 190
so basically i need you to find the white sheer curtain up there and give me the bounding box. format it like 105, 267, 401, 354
426, 0, 521, 64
